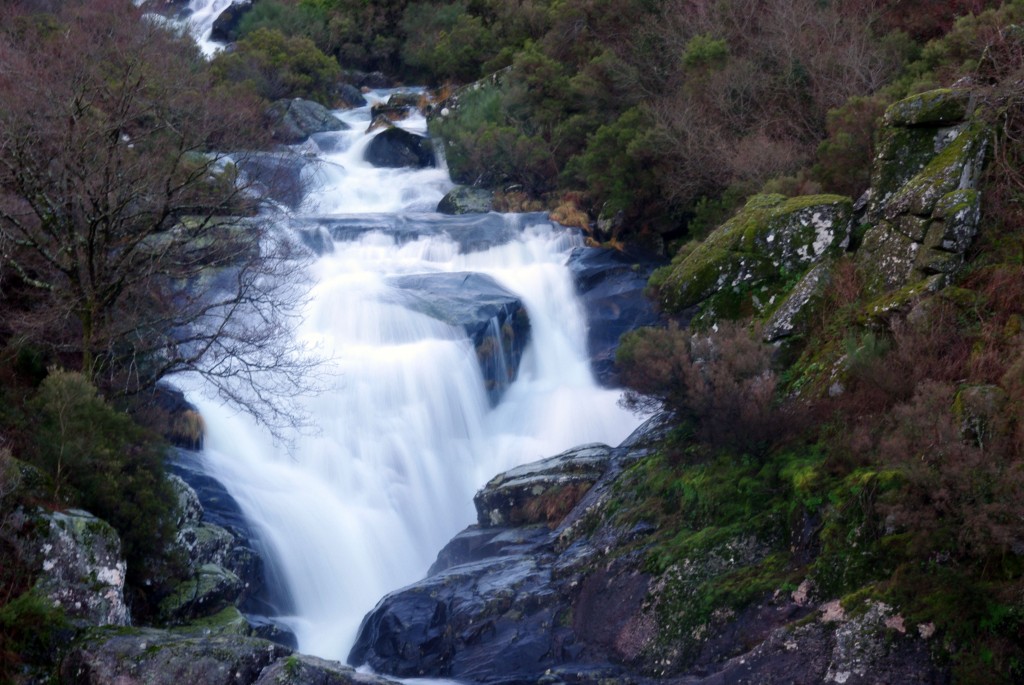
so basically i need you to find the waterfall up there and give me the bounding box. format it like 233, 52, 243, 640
178, 95, 644, 661
182, 0, 236, 55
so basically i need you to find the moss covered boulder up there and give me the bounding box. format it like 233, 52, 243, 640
34, 509, 129, 628
859, 89, 988, 297
655, 194, 852, 319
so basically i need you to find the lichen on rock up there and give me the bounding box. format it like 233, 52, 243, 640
34, 508, 130, 628
656, 194, 852, 319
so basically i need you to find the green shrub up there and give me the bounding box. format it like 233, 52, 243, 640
27, 370, 181, 592
210, 27, 341, 104
0, 589, 68, 681
617, 321, 785, 458
401, 3, 494, 82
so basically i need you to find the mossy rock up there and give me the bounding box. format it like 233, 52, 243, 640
158, 563, 243, 625
856, 221, 920, 294
882, 121, 988, 221
883, 88, 970, 127
657, 194, 852, 316
953, 384, 1009, 446
862, 274, 945, 320
171, 606, 252, 637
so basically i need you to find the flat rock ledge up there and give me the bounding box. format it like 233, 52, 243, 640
60, 628, 399, 685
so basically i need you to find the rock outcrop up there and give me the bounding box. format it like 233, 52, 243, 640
266, 98, 348, 145
437, 186, 495, 214
566, 247, 663, 384
34, 509, 130, 628
386, 272, 530, 402
348, 416, 947, 684
61, 628, 401, 685
364, 127, 435, 168
858, 88, 987, 311
653, 193, 853, 325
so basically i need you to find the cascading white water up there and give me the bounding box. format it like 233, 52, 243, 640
180, 95, 644, 661
182, 0, 236, 55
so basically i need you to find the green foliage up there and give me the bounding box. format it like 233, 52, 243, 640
401, 3, 494, 82
27, 370, 181, 592
813, 95, 890, 198
210, 27, 341, 104
0, 589, 68, 681
237, 0, 330, 45
563, 107, 662, 220
681, 34, 728, 70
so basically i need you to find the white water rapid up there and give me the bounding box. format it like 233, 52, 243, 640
180, 98, 643, 661
182, 0, 236, 55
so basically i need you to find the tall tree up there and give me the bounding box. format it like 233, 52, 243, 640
0, 0, 316, 431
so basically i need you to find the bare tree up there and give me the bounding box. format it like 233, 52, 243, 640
0, 0, 318, 433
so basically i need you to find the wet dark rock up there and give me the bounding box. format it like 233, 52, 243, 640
364, 127, 435, 169
210, 1, 253, 43
349, 435, 652, 682
437, 186, 495, 215
266, 98, 347, 145
386, 272, 530, 403
235, 152, 310, 210
566, 247, 663, 385
337, 83, 368, 109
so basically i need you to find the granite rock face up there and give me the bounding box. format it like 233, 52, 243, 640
655, 193, 853, 325
859, 88, 987, 302
34, 509, 130, 628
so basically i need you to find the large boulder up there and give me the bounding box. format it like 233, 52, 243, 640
336, 84, 367, 109
265, 98, 347, 145
566, 247, 663, 384
436, 186, 495, 215
858, 89, 987, 301
655, 194, 853, 323
473, 443, 614, 528
349, 441, 638, 682
34, 509, 129, 628
61, 626, 401, 684
209, 1, 253, 44
235, 152, 310, 210
386, 272, 530, 403
364, 127, 435, 168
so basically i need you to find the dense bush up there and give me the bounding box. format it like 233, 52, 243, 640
26, 370, 181, 592
617, 322, 784, 458
210, 27, 341, 103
